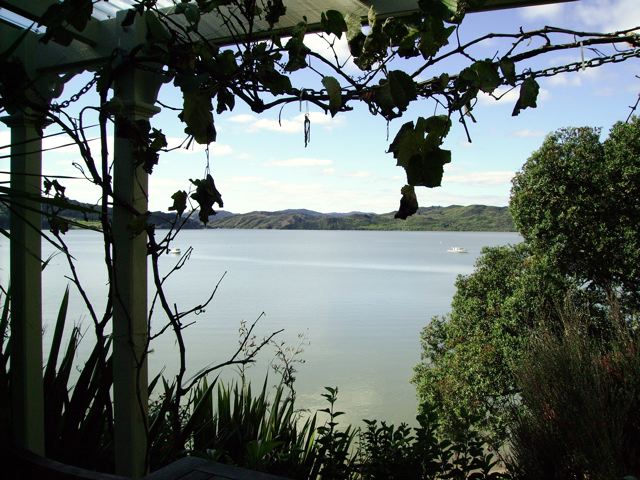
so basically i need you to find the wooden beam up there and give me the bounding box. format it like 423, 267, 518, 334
365, 0, 577, 17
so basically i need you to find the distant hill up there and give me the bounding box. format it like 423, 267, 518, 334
0, 203, 515, 232
206, 205, 515, 231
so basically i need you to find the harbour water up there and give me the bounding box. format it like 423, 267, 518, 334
0, 229, 521, 426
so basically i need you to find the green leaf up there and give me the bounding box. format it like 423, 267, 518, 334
512, 77, 539, 116
184, 3, 201, 25
190, 174, 223, 224
419, 18, 454, 58
216, 87, 235, 114
375, 82, 396, 120
121, 8, 138, 27
388, 121, 419, 167
180, 91, 216, 144
265, 0, 286, 27
419, 0, 459, 22
169, 190, 187, 216
345, 13, 365, 57
284, 37, 309, 72
67, 0, 93, 30
389, 116, 452, 189
499, 59, 516, 86
388, 70, 417, 111
40, 0, 93, 45
405, 148, 451, 187
368, 5, 378, 30
395, 185, 418, 219
43, 287, 70, 389
422, 115, 452, 149
322, 76, 342, 116
144, 11, 171, 44
149, 128, 167, 152
345, 13, 362, 43
321, 10, 347, 38
472, 60, 500, 93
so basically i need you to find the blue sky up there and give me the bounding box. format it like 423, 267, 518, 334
1, 0, 639, 214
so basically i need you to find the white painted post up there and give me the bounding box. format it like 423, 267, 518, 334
1, 112, 45, 455
111, 65, 161, 477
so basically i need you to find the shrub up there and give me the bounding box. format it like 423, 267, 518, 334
509, 300, 640, 480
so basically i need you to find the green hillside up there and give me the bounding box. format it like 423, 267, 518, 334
206, 205, 515, 231
0, 203, 515, 232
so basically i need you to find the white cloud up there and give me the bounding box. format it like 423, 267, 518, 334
594, 87, 616, 96
225, 110, 344, 135
164, 137, 233, 156
304, 33, 359, 74
0, 130, 10, 149
323, 168, 336, 175
418, 190, 508, 207
458, 139, 474, 149
253, 118, 300, 133
574, 0, 640, 33
42, 134, 101, 154
512, 129, 545, 138
547, 74, 582, 87
293, 111, 344, 127
520, 4, 564, 21
227, 175, 265, 183
264, 158, 333, 168
234, 152, 253, 161
344, 170, 372, 178
445, 170, 516, 186
544, 67, 603, 88
228, 114, 256, 124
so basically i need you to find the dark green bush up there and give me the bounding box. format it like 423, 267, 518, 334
509, 302, 640, 480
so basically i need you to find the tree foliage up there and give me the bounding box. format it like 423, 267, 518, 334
413, 244, 576, 443
511, 118, 640, 310
414, 118, 640, 446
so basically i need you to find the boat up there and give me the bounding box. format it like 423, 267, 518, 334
168, 248, 181, 255
447, 247, 468, 253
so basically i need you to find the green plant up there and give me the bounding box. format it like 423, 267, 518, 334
412, 244, 581, 446
357, 407, 509, 480
510, 118, 640, 313
509, 301, 640, 480
315, 386, 357, 479
0, 287, 115, 471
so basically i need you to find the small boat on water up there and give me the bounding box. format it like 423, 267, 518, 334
168, 248, 181, 255
447, 246, 468, 253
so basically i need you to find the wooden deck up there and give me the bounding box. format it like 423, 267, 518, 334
7, 449, 290, 480
147, 457, 290, 480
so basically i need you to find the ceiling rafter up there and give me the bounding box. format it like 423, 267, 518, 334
1, 0, 578, 74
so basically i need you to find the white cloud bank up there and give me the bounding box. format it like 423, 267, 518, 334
227, 111, 344, 134
264, 157, 333, 168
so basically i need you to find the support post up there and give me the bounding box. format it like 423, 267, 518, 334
111, 66, 161, 478
1, 113, 45, 455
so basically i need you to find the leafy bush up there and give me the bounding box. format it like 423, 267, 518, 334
356, 407, 509, 480
412, 244, 581, 446
0, 287, 114, 471
509, 301, 640, 480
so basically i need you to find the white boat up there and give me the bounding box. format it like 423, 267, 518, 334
447, 246, 468, 253
168, 248, 181, 255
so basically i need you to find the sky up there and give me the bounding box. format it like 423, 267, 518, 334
1, 0, 639, 214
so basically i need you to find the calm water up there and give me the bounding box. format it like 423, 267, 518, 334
0, 229, 520, 426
